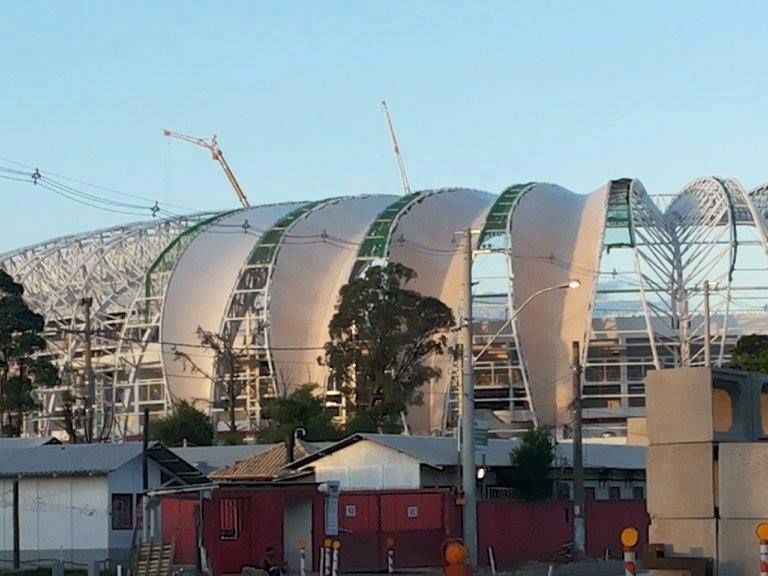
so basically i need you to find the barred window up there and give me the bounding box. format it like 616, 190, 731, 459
219, 498, 249, 540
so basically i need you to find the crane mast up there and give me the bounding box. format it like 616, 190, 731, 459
381, 101, 412, 196
163, 129, 251, 208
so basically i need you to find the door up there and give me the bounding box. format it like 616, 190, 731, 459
283, 498, 313, 574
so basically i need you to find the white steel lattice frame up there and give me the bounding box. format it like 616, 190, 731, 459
467, 183, 539, 432
111, 211, 236, 439
218, 199, 339, 427
582, 179, 677, 424
666, 177, 768, 368
0, 213, 217, 437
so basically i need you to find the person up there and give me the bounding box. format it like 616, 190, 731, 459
263, 546, 286, 576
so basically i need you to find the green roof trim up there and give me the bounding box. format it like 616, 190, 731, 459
247, 199, 333, 266
604, 178, 636, 249
356, 192, 423, 260
145, 209, 241, 295
477, 183, 535, 247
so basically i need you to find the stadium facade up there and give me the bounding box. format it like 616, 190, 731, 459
2, 178, 768, 440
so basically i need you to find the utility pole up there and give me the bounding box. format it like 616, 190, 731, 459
80, 297, 95, 443
12, 479, 19, 569
460, 227, 478, 566
571, 340, 585, 558
703, 280, 711, 366
142, 407, 149, 543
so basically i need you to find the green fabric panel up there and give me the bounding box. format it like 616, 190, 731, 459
144, 209, 241, 296
354, 192, 423, 260
246, 199, 330, 266
477, 183, 534, 246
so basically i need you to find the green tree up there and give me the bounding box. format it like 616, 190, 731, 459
510, 428, 554, 501
322, 263, 454, 432
150, 400, 214, 447
258, 384, 339, 443
0, 270, 57, 436
729, 334, 768, 372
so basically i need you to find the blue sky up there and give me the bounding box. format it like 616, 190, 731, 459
1, 1, 767, 251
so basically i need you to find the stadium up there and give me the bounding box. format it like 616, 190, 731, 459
2, 178, 768, 440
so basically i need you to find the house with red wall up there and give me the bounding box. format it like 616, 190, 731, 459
160, 434, 649, 574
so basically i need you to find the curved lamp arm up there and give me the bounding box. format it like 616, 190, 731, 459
472, 279, 581, 362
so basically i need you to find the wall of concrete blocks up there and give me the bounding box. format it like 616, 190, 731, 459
645, 367, 768, 576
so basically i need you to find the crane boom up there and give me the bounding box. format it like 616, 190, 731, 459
381, 101, 412, 196
163, 129, 251, 208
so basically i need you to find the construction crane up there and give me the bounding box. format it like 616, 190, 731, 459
381, 101, 412, 196
163, 129, 250, 208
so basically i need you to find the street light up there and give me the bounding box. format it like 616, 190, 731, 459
473, 279, 582, 363
460, 266, 581, 566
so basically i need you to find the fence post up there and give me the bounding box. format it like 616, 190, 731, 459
298, 538, 306, 576
756, 523, 768, 576
386, 537, 395, 576
620, 527, 639, 576
487, 546, 497, 575
331, 540, 341, 576
324, 538, 332, 576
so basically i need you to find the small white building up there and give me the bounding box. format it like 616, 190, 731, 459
0, 442, 206, 565
285, 433, 647, 500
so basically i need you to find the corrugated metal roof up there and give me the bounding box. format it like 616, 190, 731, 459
288, 434, 646, 471
171, 445, 276, 476
0, 442, 209, 483
211, 440, 324, 481
0, 437, 59, 449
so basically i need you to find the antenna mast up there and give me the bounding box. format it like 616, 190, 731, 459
163, 129, 250, 208
381, 101, 412, 195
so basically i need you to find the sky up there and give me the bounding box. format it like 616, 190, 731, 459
1, 1, 767, 252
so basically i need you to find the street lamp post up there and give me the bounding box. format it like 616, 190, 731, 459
460, 230, 580, 566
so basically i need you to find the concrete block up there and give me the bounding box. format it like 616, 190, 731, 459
649, 519, 717, 569
717, 519, 758, 576
647, 443, 715, 518
646, 368, 754, 445
719, 443, 768, 518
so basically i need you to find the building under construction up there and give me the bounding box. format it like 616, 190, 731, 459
2, 178, 768, 439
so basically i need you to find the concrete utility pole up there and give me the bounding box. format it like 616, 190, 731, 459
703, 280, 711, 366
460, 227, 478, 566
571, 340, 585, 558
80, 297, 95, 443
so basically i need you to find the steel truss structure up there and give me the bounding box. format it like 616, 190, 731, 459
0, 213, 219, 438
2, 177, 768, 439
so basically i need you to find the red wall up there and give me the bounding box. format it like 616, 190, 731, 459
478, 500, 649, 569
161, 496, 200, 566
336, 490, 461, 571
162, 487, 648, 575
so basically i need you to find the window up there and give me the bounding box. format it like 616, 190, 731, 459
111, 494, 133, 530
712, 384, 735, 433
585, 488, 596, 501
609, 487, 621, 501
219, 498, 249, 540
632, 486, 645, 500
345, 505, 357, 518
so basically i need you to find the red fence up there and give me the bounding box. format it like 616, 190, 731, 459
162, 488, 649, 574
478, 499, 649, 569
335, 490, 461, 571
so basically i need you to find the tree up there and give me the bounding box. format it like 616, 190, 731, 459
172, 326, 250, 433
257, 384, 339, 443
0, 270, 57, 436
510, 428, 554, 501
322, 263, 454, 432
150, 400, 214, 447
729, 334, 768, 373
